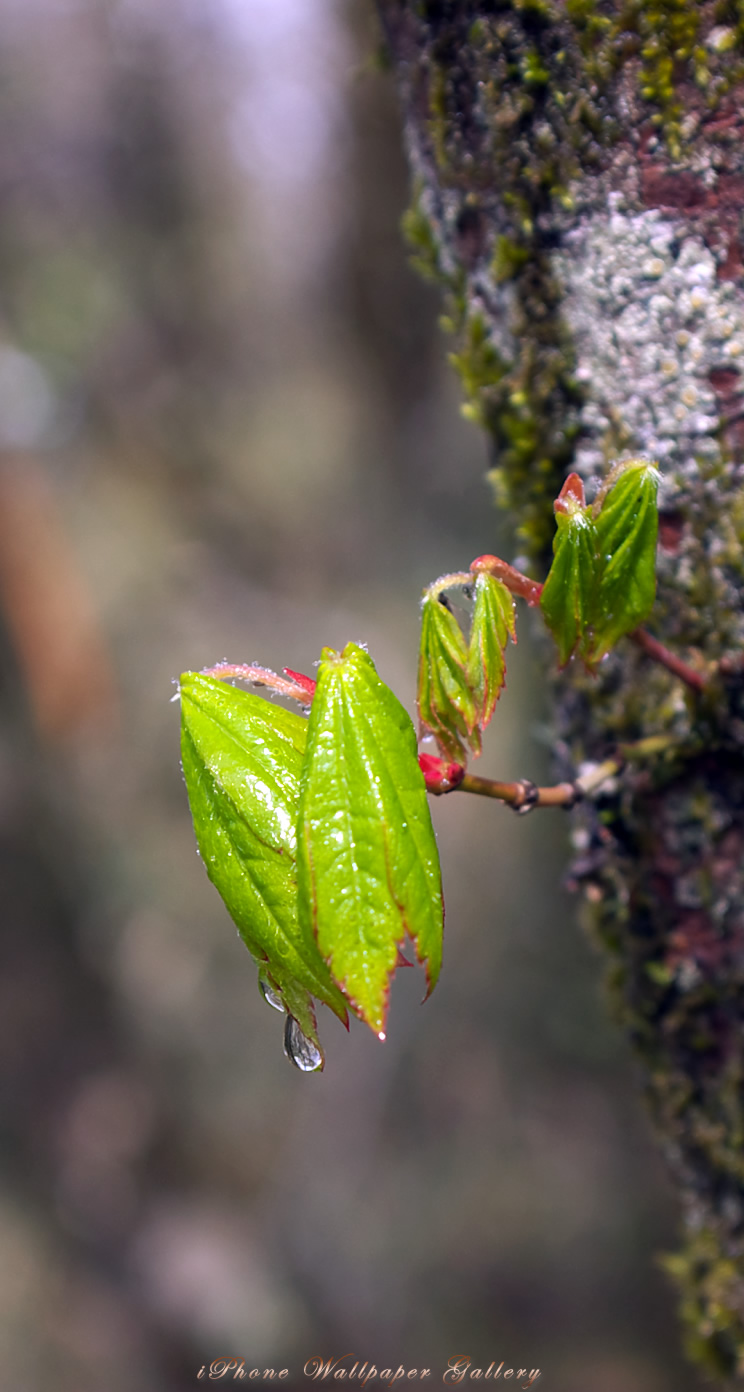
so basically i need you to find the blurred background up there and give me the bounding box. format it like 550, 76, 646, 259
0, 1, 703, 1389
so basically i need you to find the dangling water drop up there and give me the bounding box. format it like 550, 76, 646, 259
258, 971, 284, 1013
284, 1015, 323, 1072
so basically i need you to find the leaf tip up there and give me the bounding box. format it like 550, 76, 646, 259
283, 667, 317, 699
554, 472, 586, 514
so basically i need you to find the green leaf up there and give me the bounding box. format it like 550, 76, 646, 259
297, 643, 444, 1035
539, 508, 599, 666
467, 571, 516, 730
592, 460, 660, 659
180, 673, 349, 1049
418, 592, 478, 761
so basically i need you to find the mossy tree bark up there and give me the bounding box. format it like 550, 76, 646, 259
374, 1, 744, 1381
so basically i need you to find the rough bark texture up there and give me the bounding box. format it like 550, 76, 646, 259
375, 1, 744, 1382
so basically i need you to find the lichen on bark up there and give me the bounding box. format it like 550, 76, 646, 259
376, 0, 744, 1380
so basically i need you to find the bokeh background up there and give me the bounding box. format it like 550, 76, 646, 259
0, 2, 704, 1389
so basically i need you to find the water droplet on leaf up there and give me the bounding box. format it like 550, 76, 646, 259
258, 972, 284, 1013
284, 1015, 323, 1072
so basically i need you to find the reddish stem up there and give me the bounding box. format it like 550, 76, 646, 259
470, 555, 544, 607
200, 663, 313, 706
631, 628, 706, 693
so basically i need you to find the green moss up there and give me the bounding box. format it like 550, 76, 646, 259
520, 47, 552, 85
663, 1232, 744, 1379
401, 184, 443, 282
443, 295, 581, 556
564, 0, 614, 49
636, 1, 703, 155
427, 62, 451, 177
717, 0, 744, 50
512, 0, 556, 16
491, 235, 531, 284
563, 1, 744, 152
448, 310, 507, 417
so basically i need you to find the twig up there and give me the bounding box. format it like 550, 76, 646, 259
631, 627, 707, 693
458, 772, 580, 811
431, 732, 681, 812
